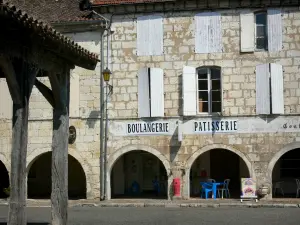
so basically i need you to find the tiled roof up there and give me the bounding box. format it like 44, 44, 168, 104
92, 0, 175, 6
0, 1, 100, 68
4, 0, 105, 23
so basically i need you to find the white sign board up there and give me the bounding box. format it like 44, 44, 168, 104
194, 119, 238, 133
109, 120, 177, 136
126, 122, 170, 135
241, 178, 257, 199
110, 116, 300, 136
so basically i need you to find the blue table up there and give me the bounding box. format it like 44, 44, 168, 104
200, 182, 225, 199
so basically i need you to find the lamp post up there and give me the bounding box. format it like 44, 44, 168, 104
102, 67, 111, 199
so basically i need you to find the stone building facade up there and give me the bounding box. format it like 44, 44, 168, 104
1, 0, 300, 200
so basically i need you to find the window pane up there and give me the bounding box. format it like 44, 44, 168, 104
198, 91, 208, 101
256, 37, 266, 49
198, 80, 208, 90
256, 25, 266, 37
211, 80, 221, 90
211, 68, 221, 79
212, 91, 221, 101
198, 68, 208, 79
256, 13, 266, 25
198, 101, 208, 113
212, 102, 221, 113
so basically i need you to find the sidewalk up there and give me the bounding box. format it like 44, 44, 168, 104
1, 198, 300, 208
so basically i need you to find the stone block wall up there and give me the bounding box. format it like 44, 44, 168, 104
106, 7, 300, 118
1, 4, 300, 200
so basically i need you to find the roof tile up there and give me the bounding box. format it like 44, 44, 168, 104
92, 0, 175, 6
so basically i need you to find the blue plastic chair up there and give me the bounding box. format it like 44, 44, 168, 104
200, 182, 213, 199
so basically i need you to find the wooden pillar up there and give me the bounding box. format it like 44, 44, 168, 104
49, 70, 70, 225
0, 57, 38, 225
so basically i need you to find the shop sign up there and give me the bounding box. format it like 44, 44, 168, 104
194, 119, 238, 133
126, 121, 170, 135
241, 178, 257, 199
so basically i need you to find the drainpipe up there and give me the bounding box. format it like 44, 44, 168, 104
100, 30, 105, 201
95, 10, 112, 201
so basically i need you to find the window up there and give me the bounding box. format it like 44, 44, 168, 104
256, 63, 284, 115
240, 10, 282, 53
137, 15, 163, 56
138, 68, 164, 117
197, 67, 221, 113
255, 12, 268, 50
195, 12, 222, 54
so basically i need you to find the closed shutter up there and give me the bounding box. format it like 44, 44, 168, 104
0, 78, 12, 119
138, 68, 150, 117
209, 12, 222, 53
150, 68, 164, 117
137, 16, 150, 56
256, 64, 270, 114
270, 63, 284, 114
195, 12, 210, 53
149, 15, 163, 55
267, 9, 282, 52
182, 66, 197, 116
240, 11, 255, 52
69, 73, 80, 117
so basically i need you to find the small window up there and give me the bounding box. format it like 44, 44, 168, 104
255, 12, 268, 50
197, 67, 221, 114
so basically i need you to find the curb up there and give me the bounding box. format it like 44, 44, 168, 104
70, 202, 300, 209
1, 202, 300, 209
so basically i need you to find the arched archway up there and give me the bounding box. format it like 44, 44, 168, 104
27, 152, 87, 199
0, 160, 9, 198
269, 142, 300, 198
107, 145, 172, 200
27, 147, 93, 199
185, 144, 253, 198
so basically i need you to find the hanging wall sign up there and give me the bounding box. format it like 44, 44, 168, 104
126, 121, 170, 135
194, 119, 238, 133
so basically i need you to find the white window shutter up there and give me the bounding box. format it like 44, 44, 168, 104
182, 66, 197, 116
137, 16, 150, 56
149, 15, 163, 55
240, 11, 255, 52
270, 63, 284, 114
150, 68, 164, 117
69, 73, 80, 117
195, 12, 210, 53
268, 9, 282, 52
209, 12, 222, 53
0, 79, 12, 119
138, 68, 150, 117
256, 64, 270, 114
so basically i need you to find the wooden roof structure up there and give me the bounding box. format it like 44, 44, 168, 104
0, 1, 103, 225
0, 1, 100, 77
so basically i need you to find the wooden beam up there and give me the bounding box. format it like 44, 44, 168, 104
34, 79, 55, 108
51, 68, 70, 225
48, 72, 63, 109
7, 59, 37, 225
0, 56, 22, 104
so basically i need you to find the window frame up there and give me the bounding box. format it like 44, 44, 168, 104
254, 11, 268, 51
196, 66, 222, 115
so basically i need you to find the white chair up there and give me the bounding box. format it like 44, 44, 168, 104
296, 179, 300, 198
218, 179, 230, 198
273, 181, 284, 197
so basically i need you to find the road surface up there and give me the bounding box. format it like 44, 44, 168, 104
0, 206, 299, 224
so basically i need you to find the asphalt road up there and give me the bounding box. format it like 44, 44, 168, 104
0, 206, 300, 225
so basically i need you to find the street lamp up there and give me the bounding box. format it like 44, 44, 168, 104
102, 67, 111, 83
102, 67, 112, 199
